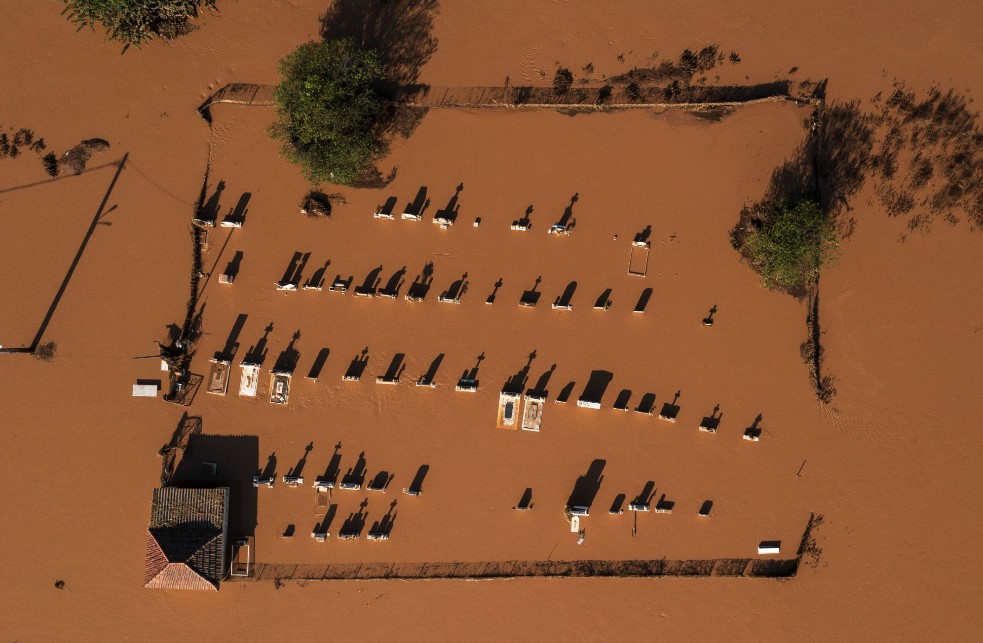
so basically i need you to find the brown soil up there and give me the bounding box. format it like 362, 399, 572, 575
2, 1, 982, 640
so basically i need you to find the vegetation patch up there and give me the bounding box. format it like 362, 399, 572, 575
741, 199, 837, 294
61, 0, 215, 52
270, 40, 385, 186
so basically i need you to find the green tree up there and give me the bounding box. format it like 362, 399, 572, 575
270, 40, 384, 186
745, 199, 837, 291
61, 0, 214, 52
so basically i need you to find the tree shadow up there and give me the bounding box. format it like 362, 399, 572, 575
319, 0, 439, 180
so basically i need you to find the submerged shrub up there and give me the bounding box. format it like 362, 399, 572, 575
553, 67, 574, 95
34, 341, 57, 362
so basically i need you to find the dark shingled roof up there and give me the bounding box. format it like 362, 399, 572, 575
145, 487, 229, 590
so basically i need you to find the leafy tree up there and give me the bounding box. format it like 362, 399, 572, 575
61, 0, 214, 52
270, 40, 384, 186
745, 199, 837, 291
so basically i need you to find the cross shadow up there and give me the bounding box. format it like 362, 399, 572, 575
405, 261, 434, 301
503, 350, 537, 394
659, 390, 682, 422
439, 272, 469, 302
317, 442, 343, 487
259, 452, 277, 479
462, 352, 484, 382
513, 204, 534, 230
344, 347, 370, 380
243, 323, 273, 366
369, 499, 399, 537
434, 183, 463, 224
554, 192, 578, 229
340, 499, 369, 538
486, 277, 503, 304
703, 304, 718, 326
699, 404, 723, 432
287, 442, 314, 478
273, 330, 301, 373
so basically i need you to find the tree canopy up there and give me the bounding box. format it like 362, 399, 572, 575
61, 0, 213, 51
745, 199, 837, 291
270, 40, 385, 186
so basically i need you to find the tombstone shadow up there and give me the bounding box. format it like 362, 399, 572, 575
318, 442, 343, 486
579, 370, 614, 406
344, 347, 370, 380
632, 481, 656, 507
379, 265, 407, 298
356, 265, 383, 296
287, 442, 314, 478
566, 459, 606, 511
635, 392, 656, 415
556, 381, 576, 403
554, 281, 577, 308
196, 179, 225, 225
513, 205, 534, 230
340, 499, 369, 537
514, 488, 534, 510
529, 363, 556, 397
216, 313, 248, 361
609, 493, 626, 514
554, 192, 578, 230
381, 353, 406, 382
519, 276, 542, 307
703, 304, 719, 327
224, 251, 244, 282
368, 471, 395, 492
404, 186, 428, 217
418, 353, 444, 386
370, 499, 399, 537
222, 192, 251, 226
699, 404, 723, 432
342, 451, 368, 487
745, 413, 763, 440
307, 348, 330, 380
406, 464, 429, 495
304, 260, 331, 290
634, 288, 653, 313
440, 272, 469, 302
613, 389, 632, 411
594, 288, 613, 310
258, 451, 277, 480
435, 183, 463, 224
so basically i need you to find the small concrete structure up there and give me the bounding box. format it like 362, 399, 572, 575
455, 378, 478, 392
568, 505, 590, 516
133, 383, 158, 397
511, 221, 531, 231
577, 399, 602, 410
206, 358, 230, 396
338, 481, 361, 491
275, 281, 297, 291
282, 475, 304, 487
367, 532, 390, 541
329, 279, 349, 294
757, 541, 781, 555
629, 503, 650, 512
312, 479, 334, 492
744, 427, 762, 441
252, 475, 275, 488
218, 273, 235, 285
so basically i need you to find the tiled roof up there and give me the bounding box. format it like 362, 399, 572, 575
145, 487, 229, 590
